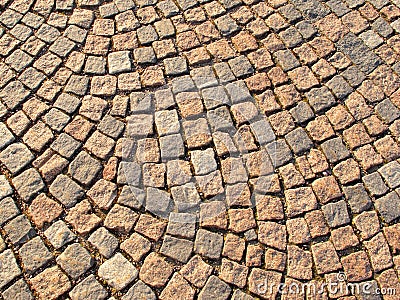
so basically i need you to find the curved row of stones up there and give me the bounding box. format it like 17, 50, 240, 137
0, 0, 400, 298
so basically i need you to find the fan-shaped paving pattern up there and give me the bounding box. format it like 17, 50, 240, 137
0, 0, 400, 299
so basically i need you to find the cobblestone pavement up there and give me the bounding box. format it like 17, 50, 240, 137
1, 0, 400, 299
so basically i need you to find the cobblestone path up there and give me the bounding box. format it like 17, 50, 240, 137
1, 0, 400, 298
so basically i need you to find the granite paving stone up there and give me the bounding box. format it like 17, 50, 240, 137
0, 250, 21, 289
98, 253, 138, 290
2, 279, 33, 300
69, 275, 108, 300
44, 220, 76, 249
30, 266, 71, 299
0, 0, 399, 297
19, 236, 52, 273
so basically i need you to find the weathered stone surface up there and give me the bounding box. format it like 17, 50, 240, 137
122, 280, 156, 300
160, 272, 195, 300
3, 279, 33, 300
44, 220, 76, 249
160, 235, 193, 263
98, 253, 138, 290
4, 214, 35, 245
139, 253, 173, 288
0, 250, 21, 289
0, 143, 34, 174
30, 266, 71, 300
0, 197, 19, 225
104, 204, 138, 234
69, 151, 102, 186
66, 200, 102, 235
56, 243, 94, 279
195, 229, 224, 260
0, 176, 13, 200
19, 236, 52, 273
248, 268, 282, 299
198, 275, 231, 300
1, 0, 400, 296
49, 174, 84, 207
180, 255, 213, 288
87, 179, 117, 210
12, 168, 44, 201
88, 227, 119, 258
311, 241, 342, 274
69, 275, 108, 300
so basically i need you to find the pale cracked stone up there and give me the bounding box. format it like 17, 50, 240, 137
66, 199, 102, 235
160, 272, 195, 300
69, 151, 102, 186
0, 143, 34, 174
87, 179, 117, 210
98, 253, 138, 290
0, 176, 13, 200
180, 255, 213, 288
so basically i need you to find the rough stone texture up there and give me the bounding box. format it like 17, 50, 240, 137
19, 236, 52, 273
2, 279, 33, 300
88, 227, 119, 258
30, 266, 71, 300
68, 151, 102, 186
198, 275, 231, 300
180, 255, 213, 288
69, 275, 108, 300
28, 193, 62, 228
160, 272, 195, 300
139, 253, 173, 288
122, 280, 156, 300
4, 214, 35, 245
0, 250, 21, 289
12, 168, 45, 201
44, 220, 76, 249
98, 253, 138, 290
311, 241, 342, 274
195, 229, 223, 260
56, 243, 94, 279
1, 0, 400, 297
65, 199, 102, 235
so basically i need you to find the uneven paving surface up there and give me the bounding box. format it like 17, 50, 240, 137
1, 0, 400, 299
